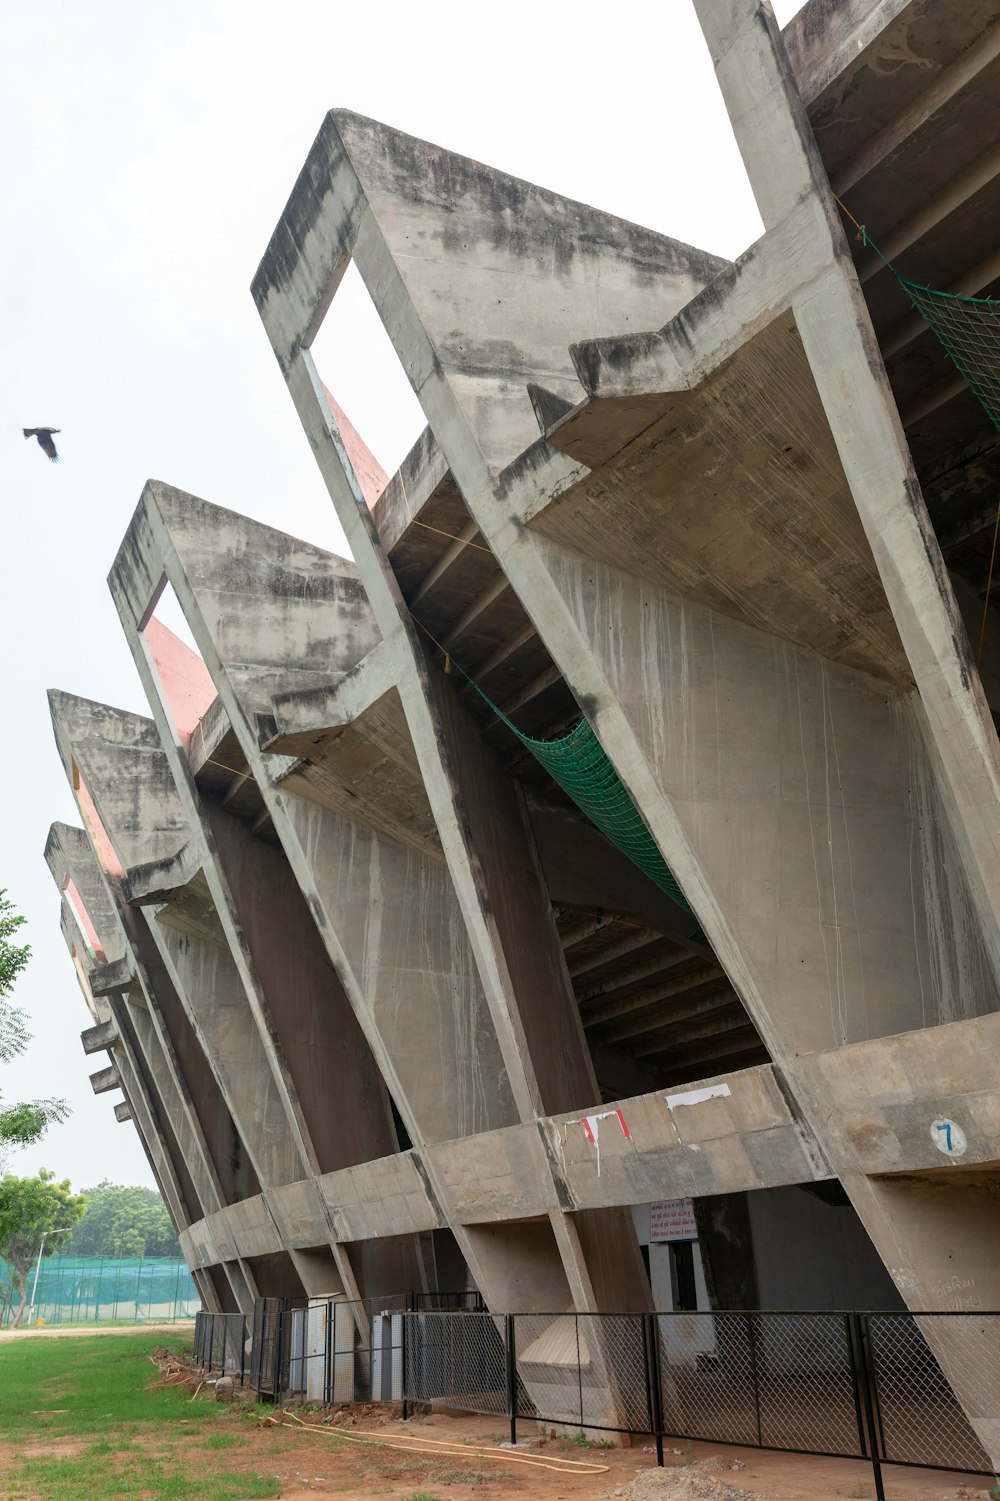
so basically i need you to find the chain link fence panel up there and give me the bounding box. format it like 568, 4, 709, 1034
405, 1309, 508, 1417
866, 1313, 993, 1473
198, 1297, 999, 1488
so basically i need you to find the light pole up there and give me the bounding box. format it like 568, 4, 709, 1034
27, 1227, 72, 1325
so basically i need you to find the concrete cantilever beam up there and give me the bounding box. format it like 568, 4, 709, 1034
108, 473, 667, 1319
47, 687, 322, 1197
45, 699, 341, 1307
89, 1064, 120, 1095
81, 1019, 117, 1054
44, 819, 252, 1313
41, 0, 1000, 1454
250, 0, 1000, 1459
109, 480, 568, 1310
248, 104, 741, 1318
108, 485, 453, 1307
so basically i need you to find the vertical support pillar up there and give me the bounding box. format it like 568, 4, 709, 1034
505, 1313, 518, 1447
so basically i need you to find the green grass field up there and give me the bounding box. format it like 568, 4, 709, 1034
0, 1332, 280, 1500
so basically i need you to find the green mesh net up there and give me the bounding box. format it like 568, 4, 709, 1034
0, 1256, 199, 1326
897, 276, 1000, 432
850, 213, 1000, 432
469, 681, 698, 924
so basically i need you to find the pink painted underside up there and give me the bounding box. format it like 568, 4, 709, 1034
145, 616, 217, 742
71, 949, 102, 1022
323, 384, 389, 510
64, 879, 106, 964
76, 777, 125, 879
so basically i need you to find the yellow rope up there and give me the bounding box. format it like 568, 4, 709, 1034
395, 457, 492, 555
407, 518, 493, 554
204, 756, 254, 783
268, 1410, 611, 1475
188, 709, 255, 783
832, 192, 865, 238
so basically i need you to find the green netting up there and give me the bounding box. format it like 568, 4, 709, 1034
852, 218, 1000, 433
897, 276, 1000, 433
0, 1255, 199, 1326
469, 681, 697, 922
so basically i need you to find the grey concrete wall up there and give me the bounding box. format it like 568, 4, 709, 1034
747, 1185, 903, 1312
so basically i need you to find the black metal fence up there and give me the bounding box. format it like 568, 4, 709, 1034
193, 1308, 248, 1380
193, 1303, 998, 1498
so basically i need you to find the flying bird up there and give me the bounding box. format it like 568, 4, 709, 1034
23, 427, 60, 462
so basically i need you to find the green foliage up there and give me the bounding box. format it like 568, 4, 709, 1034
61, 1180, 180, 1259
0, 890, 30, 1010
0, 1169, 86, 1323
0, 890, 69, 1158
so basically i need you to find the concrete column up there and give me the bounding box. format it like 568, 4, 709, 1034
249, 89, 1000, 1447
106, 486, 570, 1311
45, 821, 256, 1314
251, 139, 665, 1312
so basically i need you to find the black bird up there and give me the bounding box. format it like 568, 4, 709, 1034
23, 427, 60, 462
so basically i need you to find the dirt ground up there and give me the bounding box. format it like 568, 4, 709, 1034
219, 1409, 995, 1501
0, 1400, 992, 1500
0, 1327, 992, 1501
0, 1321, 194, 1342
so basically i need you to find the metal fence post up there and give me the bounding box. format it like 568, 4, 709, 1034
402, 1293, 414, 1421
642, 1313, 664, 1467
746, 1313, 764, 1448
504, 1314, 517, 1447
849, 1313, 885, 1501
272, 1301, 285, 1402
323, 1299, 333, 1406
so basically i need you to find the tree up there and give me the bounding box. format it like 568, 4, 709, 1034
0, 891, 68, 1161
61, 1181, 180, 1260
0, 1170, 86, 1327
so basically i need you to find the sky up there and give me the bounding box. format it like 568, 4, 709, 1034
0, 0, 803, 1195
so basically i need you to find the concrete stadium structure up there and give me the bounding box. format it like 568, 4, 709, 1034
48, 0, 1000, 1459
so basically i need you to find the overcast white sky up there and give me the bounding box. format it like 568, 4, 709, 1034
0, 0, 802, 1195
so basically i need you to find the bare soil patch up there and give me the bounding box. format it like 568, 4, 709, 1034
0, 1321, 193, 1343
0, 1344, 992, 1501
230, 1408, 996, 1501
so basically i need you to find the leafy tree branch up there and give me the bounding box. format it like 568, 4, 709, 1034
0, 1170, 86, 1326
0, 891, 69, 1162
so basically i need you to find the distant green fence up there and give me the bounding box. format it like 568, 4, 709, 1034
0, 1256, 200, 1326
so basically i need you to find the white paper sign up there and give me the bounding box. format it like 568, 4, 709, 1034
649, 1198, 698, 1243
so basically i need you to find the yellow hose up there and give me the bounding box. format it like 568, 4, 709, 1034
268, 1410, 611, 1475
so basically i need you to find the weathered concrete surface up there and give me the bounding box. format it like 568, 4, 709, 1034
241, 0, 1000, 1453
81, 1018, 117, 1054
45, 0, 1000, 1457
45, 819, 256, 1312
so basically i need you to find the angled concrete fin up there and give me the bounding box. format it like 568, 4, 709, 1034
47, 690, 201, 903
90, 1063, 120, 1095
111, 480, 382, 737
255, 109, 730, 474
81, 1019, 117, 1055
45, 821, 127, 966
